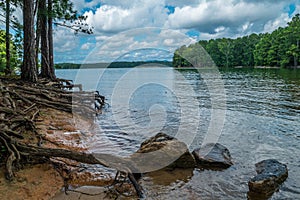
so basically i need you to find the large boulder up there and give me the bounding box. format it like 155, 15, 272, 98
248, 159, 288, 195
130, 133, 196, 172
192, 143, 233, 169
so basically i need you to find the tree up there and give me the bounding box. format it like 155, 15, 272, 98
0, 0, 23, 74
22, 0, 37, 82
173, 13, 300, 68
253, 14, 300, 68
0, 30, 7, 72
39, 0, 51, 79
287, 44, 299, 67
36, 0, 57, 80
286, 13, 300, 67
218, 38, 232, 68
48, 0, 55, 79
37, 0, 57, 80
205, 39, 224, 67
38, 0, 91, 80
0, 30, 20, 73
173, 45, 189, 67
254, 33, 270, 66
2, 0, 92, 81
5, 0, 11, 75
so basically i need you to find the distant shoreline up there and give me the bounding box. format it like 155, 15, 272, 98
55, 61, 173, 69
55, 62, 300, 70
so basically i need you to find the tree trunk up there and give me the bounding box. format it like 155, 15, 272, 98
5, 0, 11, 75
35, 1, 42, 74
40, 0, 50, 78
47, 0, 56, 80
22, 0, 38, 82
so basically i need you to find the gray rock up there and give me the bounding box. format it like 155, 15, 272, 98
192, 143, 233, 169
131, 133, 196, 171
248, 159, 288, 195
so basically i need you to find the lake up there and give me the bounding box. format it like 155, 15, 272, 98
56, 67, 300, 199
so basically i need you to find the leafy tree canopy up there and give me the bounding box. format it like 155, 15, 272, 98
0, 29, 21, 74
174, 14, 300, 68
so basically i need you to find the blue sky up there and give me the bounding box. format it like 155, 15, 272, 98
2, 0, 300, 63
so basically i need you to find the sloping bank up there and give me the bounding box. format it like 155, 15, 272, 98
0, 77, 142, 199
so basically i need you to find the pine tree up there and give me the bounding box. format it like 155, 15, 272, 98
22, 0, 38, 82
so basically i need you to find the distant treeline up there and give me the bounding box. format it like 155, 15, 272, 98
55, 61, 172, 69
173, 14, 300, 68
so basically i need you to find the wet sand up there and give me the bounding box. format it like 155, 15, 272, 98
0, 108, 118, 200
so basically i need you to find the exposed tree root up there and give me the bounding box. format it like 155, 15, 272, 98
0, 77, 144, 198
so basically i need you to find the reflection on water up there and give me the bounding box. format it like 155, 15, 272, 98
56, 68, 300, 199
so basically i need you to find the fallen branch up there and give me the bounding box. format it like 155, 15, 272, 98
8, 139, 144, 198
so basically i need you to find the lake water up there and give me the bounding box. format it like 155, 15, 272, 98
56, 67, 300, 199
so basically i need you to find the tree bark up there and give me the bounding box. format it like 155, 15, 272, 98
5, 0, 11, 75
40, 0, 50, 78
47, 0, 56, 80
35, 1, 42, 74
15, 143, 144, 198
22, 0, 38, 82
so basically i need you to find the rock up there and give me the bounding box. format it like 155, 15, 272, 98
248, 159, 288, 195
132, 133, 196, 171
192, 143, 233, 169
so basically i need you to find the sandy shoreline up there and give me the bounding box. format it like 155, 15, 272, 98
0, 108, 120, 200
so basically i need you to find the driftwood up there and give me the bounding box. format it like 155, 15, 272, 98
0, 78, 143, 198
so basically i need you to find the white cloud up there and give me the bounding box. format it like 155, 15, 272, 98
215, 26, 226, 33
81, 42, 94, 50
263, 13, 290, 33
81, 28, 194, 63
83, 0, 168, 33
262, 3, 300, 33
74, 0, 297, 39
53, 0, 299, 62
71, 0, 100, 13
53, 29, 80, 52
165, 0, 292, 37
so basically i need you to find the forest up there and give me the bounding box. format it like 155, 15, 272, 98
55, 61, 173, 69
173, 14, 300, 68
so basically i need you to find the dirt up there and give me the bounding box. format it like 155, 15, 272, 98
0, 164, 63, 200
0, 108, 117, 200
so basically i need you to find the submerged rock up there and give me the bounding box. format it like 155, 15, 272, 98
248, 159, 288, 195
131, 133, 196, 172
192, 143, 233, 169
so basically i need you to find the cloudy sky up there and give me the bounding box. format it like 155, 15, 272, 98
7, 0, 300, 63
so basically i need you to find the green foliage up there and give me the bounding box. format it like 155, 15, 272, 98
174, 34, 263, 68
173, 13, 300, 68
173, 43, 214, 68
0, 29, 21, 73
52, 0, 77, 21
52, 1, 94, 35
254, 14, 300, 68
